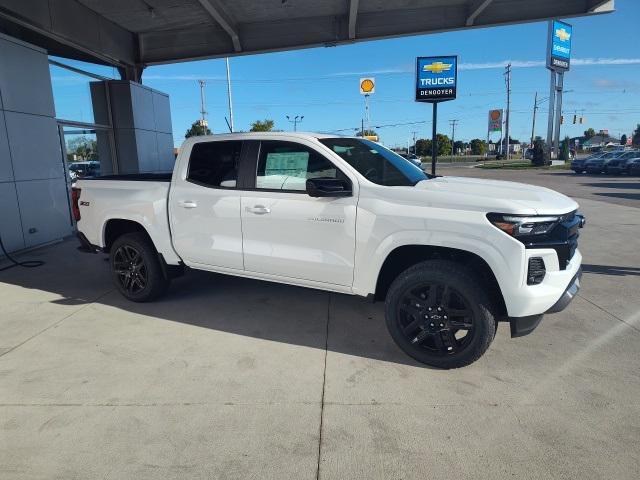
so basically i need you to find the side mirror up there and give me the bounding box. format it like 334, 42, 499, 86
306, 178, 352, 197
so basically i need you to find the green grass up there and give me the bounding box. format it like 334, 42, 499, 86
477, 161, 571, 170
419, 155, 484, 163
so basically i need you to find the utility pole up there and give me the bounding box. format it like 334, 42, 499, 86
225, 58, 234, 132
449, 119, 458, 157
503, 63, 511, 160
530, 92, 538, 147
411, 131, 417, 155
286, 115, 304, 132
198, 79, 208, 134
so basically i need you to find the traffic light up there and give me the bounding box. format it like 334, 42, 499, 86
573, 114, 577, 124
579, 116, 584, 124
560, 115, 564, 124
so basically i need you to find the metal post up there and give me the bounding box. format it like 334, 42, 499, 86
225, 58, 234, 133
504, 63, 511, 160
431, 102, 438, 176
364, 94, 371, 134
553, 72, 564, 158
546, 70, 556, 159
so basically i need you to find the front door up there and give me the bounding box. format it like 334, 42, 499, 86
169, 140, 245, 270
240, 140, 357, 286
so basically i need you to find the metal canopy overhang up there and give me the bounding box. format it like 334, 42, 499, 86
0, 0, 614, 72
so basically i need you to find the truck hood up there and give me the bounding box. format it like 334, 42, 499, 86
413, 176, 578, 215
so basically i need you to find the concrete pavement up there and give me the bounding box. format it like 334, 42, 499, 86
1, 172, 639, 479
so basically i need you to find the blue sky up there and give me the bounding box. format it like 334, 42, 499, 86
53, 0, 640, 148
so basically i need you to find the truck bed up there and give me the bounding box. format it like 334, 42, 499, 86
82, 173, 173, 182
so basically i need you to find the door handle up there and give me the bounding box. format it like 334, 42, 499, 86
247, 205, 270, 215
178, 200, 198, 209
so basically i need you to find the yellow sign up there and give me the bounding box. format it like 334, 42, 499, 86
555, 27, 571, 42
359, 77, 375, 95
422, 61, 453, 74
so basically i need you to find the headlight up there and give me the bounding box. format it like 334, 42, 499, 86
487, 213, 560, 237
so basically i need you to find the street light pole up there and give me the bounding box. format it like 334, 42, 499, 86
286, 115, 304, 131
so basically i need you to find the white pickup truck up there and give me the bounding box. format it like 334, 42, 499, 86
74, 132, 584, 368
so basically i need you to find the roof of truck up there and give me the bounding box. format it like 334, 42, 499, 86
185, 132, 344, 143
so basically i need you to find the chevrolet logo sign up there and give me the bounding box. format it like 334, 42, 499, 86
555, 27, 571, 42
423, 61, 452, 74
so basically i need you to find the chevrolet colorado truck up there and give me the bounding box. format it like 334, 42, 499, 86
73, 132, 584, 368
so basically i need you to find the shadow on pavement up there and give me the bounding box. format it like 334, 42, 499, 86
581, 182, 640, 190
594, 192, 640, 201
0, 239, 424, 368
582, 263, 640, 277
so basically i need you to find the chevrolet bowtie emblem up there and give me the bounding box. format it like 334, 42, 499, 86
423, 61, 453, 74
555, 28, 571, 42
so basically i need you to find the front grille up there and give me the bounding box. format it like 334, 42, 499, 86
524, 210, 580, 270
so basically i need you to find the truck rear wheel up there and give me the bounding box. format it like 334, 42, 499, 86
385, 260, 496, 369
110, 232, 169, 302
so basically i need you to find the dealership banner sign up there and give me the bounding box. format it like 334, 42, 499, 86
547, 20, 572, 71
488, 109, 503, 133
415, 56, 458, 102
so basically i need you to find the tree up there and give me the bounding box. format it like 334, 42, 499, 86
435, 134, 451, 157
620, 134, 627, 145
185, 120, 212, 138
559, 136, 571, 161
633, 125, 640, 146
67, 136, 97, 161
250, 119, 275, 132
469, 138, 487, 155
356, 129, 378, 137
453, 141, 465, 155
531, 138, 548, 166
415, 139, 431, 157
584, 128, 596, 139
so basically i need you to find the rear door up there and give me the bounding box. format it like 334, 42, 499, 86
169, 139, 248, 269
240, 139, 358, 286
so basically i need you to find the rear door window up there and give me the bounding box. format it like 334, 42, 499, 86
187, 141, 243, 188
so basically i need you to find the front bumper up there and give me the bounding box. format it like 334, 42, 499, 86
509, 268, 581, 337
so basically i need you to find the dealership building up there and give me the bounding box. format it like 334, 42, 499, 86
0, 0, 613, 255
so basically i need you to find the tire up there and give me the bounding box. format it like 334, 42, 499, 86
110, 232, 170, 302
385, 260, 497, 369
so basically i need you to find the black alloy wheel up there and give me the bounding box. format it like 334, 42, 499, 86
397, 282, 475, 356
385, 260, 496, 369
109, 232, 169, 302
113, 244, 148, 295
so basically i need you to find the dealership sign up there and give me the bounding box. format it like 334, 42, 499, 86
488, 109, 503, 133
415, 56, 457, 102
547, 20, 572, 71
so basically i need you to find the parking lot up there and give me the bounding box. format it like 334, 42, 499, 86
1, 170, 639, 479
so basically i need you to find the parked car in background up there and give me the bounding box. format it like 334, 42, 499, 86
399, 153, 423, 169
524, 148, 534, 160
584, 151, 626, 174
69, 161, 100, 181
605, 150, 639, 174
626, 157, 640, 176
572, 153, 603, 173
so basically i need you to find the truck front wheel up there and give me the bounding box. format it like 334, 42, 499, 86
110, 232, 170, 302
385, 260, 496, 369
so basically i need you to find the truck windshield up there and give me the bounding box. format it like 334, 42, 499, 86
319, 138, 428, 186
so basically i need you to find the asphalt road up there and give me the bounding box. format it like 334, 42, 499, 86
1, 170, 639, 479
437, 165, 639, 209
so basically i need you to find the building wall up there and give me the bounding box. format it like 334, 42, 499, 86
91, 80, 174, 174
0, 33, 71, 253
